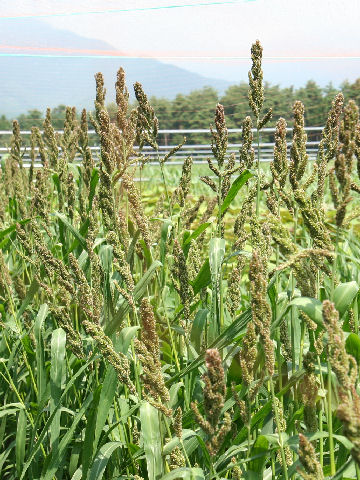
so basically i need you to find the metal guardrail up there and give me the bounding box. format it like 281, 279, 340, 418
0, 127, 323, 165
0, 127, 325, 135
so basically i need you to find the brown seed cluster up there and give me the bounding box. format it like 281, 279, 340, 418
192, 349, 231, 456
135, 298, 171, 416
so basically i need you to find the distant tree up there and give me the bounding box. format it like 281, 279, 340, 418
51, 105, 68, 128
296, 80, 325, 126
0, 115, 11, 130
18, 109, 43, 129
341, 79, 360, 106
219, 83, 249, 129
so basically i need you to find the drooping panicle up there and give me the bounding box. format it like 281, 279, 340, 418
322, 300, 357, 392
249, 249, 274, 376
115, 67, 129, 132
240, 116, 255, 171
297, 433, 324, 480
271, 118, 288, 190
210, 103, 228, 168
134, 82, 158, 150
10, 120, 23, 171
300, 352, 319, 433
177, 155, 193, 206
121, 174, 151, 248
316, 93, 344, 205
191, 349, 231, 456
172, 239, 192, 322
355, 123, 360, 179
134, 299, 171, 415
248, 40, 264, 119
79, 108, 94, 193
289, 101, 308, 191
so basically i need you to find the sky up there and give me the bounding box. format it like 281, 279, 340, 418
1, 0, 360, 87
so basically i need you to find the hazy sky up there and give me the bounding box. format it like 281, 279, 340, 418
2, 0, 360, 86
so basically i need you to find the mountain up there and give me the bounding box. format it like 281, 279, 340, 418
0, 19, 231, 117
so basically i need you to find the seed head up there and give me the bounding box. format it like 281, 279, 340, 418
271, 118, 288, 189
248, 40, 264, 119
191, 349, 231, 456
290, 101, 308, 191
210, 103, 228, 168
249, 250, 274, 376
135, 298, 171, 414
297, 433, 324, 480
240, 116, 255, 171
322, 299, 358, 391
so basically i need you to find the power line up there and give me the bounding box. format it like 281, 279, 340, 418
0, 0, 254, 19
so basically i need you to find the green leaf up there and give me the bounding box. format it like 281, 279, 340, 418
107, 260, 162, 335
140, 402, 164, 480
88, 167, 99, 209
209, 237, 226, 282
87, 442, 122, 480
16, 409, 26, 478
167, 308, 251, 385
71, 468, 83, 480
160, 220, 172, 266
191, 259, 211, 295
99, 244, 114, 320
52, 212, 87, 250
331, 458, 354, 480
334, 281, 359, 318
163, 430, 197, 456
126, 230, 141, 264
20, 354, 98, 480
248, 435, 269, 476
117, 326, 140, 355
220, 170, 253, 215
50, 328, 66, 452
169, 382, 184, 409
190, 309, 208, 352
93, 367, 118, 456
139, 238, 153, 267
17, 278, 39, 320
83, 388, 101, 479
52, 173, 61, 194
160, 467, 205, 480
183, 222, 212, 255
346, 333, 360, 365
1, 217, 32, 241
67, 218, 90, 255
287, 431, 354, 451
42, 394, 93, 480
288, 297, 323, 326
34, 304, 48, 402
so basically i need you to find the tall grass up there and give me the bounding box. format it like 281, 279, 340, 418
1, 42, 360, 480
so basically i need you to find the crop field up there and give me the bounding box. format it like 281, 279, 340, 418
1, 40, 360, 479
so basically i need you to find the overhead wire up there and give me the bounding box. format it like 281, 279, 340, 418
0, 0, 255, 19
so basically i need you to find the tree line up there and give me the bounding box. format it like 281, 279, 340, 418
1, 78, 360, 145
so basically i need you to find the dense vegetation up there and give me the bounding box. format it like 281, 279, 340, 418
1, 40, 360, 479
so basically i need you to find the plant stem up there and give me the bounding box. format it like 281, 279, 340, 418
255, 127, 261, 216
159, 154, 172, 219
269, 375, 289, 480
290, 207, 298, 376
327, 359, 336, 476
331, 226, 339, 298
